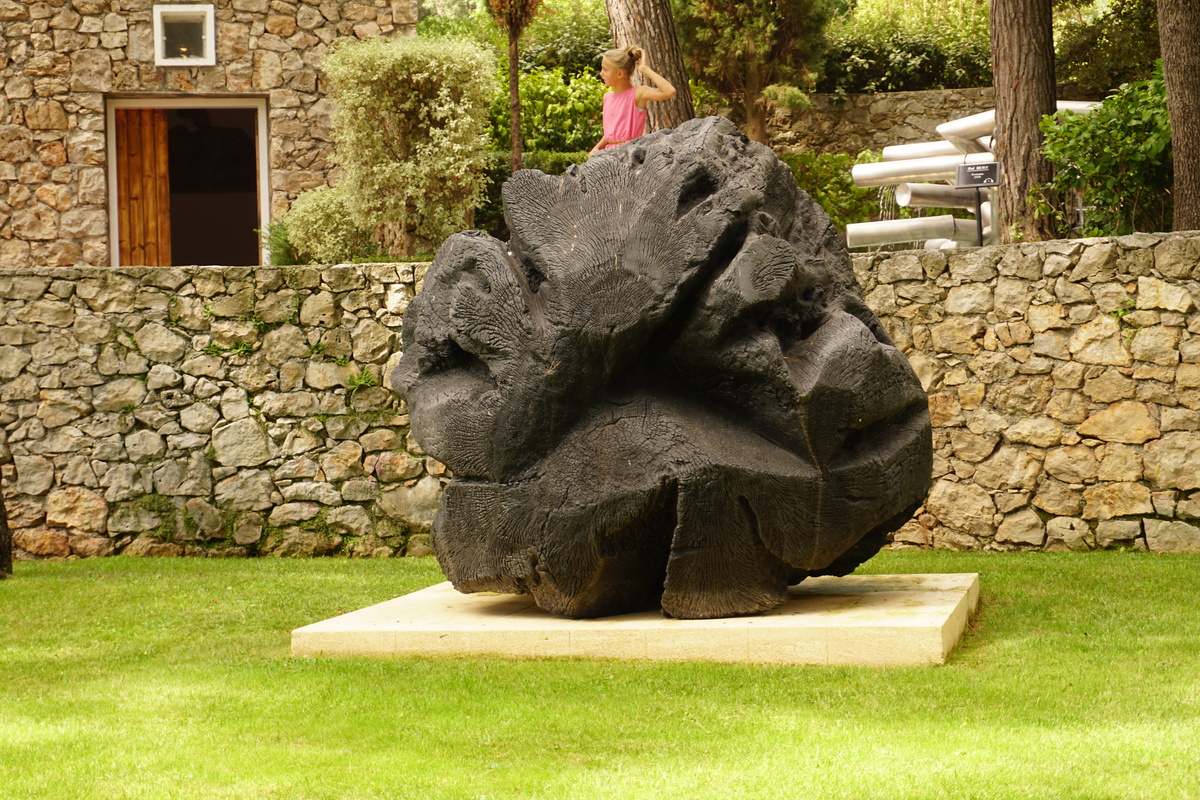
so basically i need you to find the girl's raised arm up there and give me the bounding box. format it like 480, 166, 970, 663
635, 63, 676, 108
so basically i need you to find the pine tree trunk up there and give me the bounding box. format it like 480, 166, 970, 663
991, 0, 1059, 243
1158, 0, 1200, 232
509, 32, 523, 174
605, 0, 695, 131
743, 60, 768, 145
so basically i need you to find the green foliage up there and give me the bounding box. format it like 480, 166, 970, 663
1037, 68, 1173, 237
779, 150, 881, 231
519, 0, 611, 75
257, 220, 298, 266
817, 0, 991, 93
474, 149, 590, 237
420, 0, 610, 77
277, 185, 383, 265
489, 66, 604, 152
321, 36, 495, 256
348, 368, 380, 391
1055, 0, 1159, 94
673, 0, 834, 126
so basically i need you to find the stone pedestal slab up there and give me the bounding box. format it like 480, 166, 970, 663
292, 573, 980, 667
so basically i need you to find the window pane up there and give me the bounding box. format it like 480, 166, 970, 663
162, 19, 205, 60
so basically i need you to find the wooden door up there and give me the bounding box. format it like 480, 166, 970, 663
114, 108, 172, 266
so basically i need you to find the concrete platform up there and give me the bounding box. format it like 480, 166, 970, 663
292, 573, 979, 667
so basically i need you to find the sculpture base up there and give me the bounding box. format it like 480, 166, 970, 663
292, 574, 979, 667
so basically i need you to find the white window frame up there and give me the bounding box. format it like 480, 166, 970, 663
106, 96, 272, 267
153, 4, 217, 67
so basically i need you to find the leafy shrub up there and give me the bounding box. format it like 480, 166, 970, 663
474, 150, 590, 238
817, 1, 990, 93
1037, 67, 1173, 237
779, 150, 882, 231
419, 0, 610, 77
317, 36, 495, 257
519, 0, 611, 75
258, 219, 298, 266
489, 66, 604, 152
1056, 0, 1159, 94
279, 185, 383, 264
817, 30, 990, 94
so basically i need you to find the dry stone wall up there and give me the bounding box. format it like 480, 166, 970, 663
766, 85, 1101, 156
0, 262, 444, 560
0, 0, 417, 268
767, 87, 998, 156
4, 234, 1200, 561
861, 233, 1200, 554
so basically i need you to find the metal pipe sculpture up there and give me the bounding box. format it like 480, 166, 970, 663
847, 101, 1098, 251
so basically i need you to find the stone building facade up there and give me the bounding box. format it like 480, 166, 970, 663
3, 234, 1200, 562
0, 0, 417, 269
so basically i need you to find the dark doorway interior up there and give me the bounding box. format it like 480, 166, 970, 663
167, 108, 259, 266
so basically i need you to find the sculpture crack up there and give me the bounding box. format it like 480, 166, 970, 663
394, 117, 932, 620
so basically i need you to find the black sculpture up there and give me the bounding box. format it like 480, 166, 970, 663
394, 117, 931, 619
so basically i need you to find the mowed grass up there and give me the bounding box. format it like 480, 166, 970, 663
1, 551, 1198, 800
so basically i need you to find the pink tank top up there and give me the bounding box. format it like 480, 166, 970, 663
602, 87, 647, 149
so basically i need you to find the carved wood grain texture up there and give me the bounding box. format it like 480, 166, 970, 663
395, 118, 932, 619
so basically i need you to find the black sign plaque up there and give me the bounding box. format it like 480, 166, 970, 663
956, 162, 1000, 188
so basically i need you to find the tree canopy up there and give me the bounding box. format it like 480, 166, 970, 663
673, 0, 834, 144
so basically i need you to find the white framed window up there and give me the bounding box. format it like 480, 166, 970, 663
153, 4, 216, 67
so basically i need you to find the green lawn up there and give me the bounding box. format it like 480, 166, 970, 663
1, 551, 1197, 800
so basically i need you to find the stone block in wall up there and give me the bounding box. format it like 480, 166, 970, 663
926, 479, 996, 537
1095, 519, 1143, 548
1142, 519, 1200, 553
1081, 482, 1154, 520
1045, 517, 1094, 552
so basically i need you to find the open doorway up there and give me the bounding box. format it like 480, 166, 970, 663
107, 98, 270, 267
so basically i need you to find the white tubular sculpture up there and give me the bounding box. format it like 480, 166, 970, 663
846, 216, 983, 249
846, 100, 1098, 251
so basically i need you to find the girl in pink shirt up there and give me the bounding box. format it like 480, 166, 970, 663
588, 46, 677, 157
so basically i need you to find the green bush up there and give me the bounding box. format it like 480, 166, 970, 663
816, 1, 990, 93
519, 0, 611, 76
779, 150, 881, 231
1056, 0, 1159, 94
277, 185, 383, 265
1037, 67, 1173, 237
418, 0, 610, 77
817, 30, 990, 93
315, 35, 494, 258
474, 150, 590, 238
489, 66, 604, 152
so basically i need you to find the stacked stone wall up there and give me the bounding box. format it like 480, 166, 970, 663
4, 234, 1200, 561
0, 262, 443, 559
0, 0, 417, 268
862, 232, 1200, 553
766, 87, 998, 156
766, 85, 1102, 156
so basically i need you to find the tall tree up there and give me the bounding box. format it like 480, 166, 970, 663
604, 0, 695, 130
991, 0, 1059, 242
489, 0, 544, 173
1157, 0, 1200, 231
673, 0, 833, 145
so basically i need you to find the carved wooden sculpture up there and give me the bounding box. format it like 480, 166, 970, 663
394, 117, 931, 619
